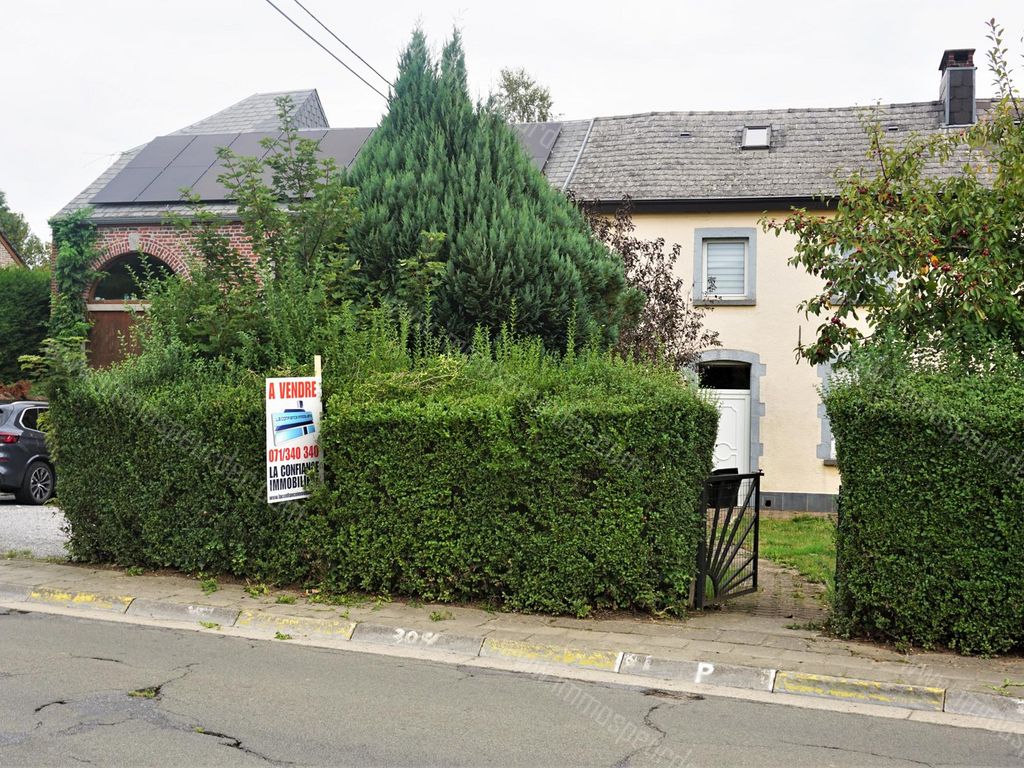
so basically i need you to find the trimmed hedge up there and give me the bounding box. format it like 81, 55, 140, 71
310, 349, 717, 614
827, 354, 1024, 654
0, 266, 50, 382
50, 340, 717, 616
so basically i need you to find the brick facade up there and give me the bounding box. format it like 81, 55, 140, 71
89, 222, 254, 293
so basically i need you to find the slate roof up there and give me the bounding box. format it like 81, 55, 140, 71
59, 92, 989, 224
550, 100, 991, 203
172, 90, 328, 135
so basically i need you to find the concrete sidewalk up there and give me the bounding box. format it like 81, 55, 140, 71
2, 557, 1024, 727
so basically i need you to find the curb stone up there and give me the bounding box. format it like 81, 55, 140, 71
27, 587, 133, 614
0, 582, 31, 603
480, 637, 621, 671
773, 670, 945, 712
3, 584, 1023, 725
126, 598, 240, 627
619, 652, 776, 692
351, 622, 484, 655
235, 609, 356, 641
944, 690, 1024, 722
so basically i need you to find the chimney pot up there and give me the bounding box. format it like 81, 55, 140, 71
938, 48, 974, 71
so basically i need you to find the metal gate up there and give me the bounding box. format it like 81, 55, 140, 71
694, 471, 761, 608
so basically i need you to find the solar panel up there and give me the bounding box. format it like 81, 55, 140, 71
317, 128, 375, 169
92, 121, 555, 206
514, 122, 562, 170
91, 134, 195, 204
189, 132, 280, 201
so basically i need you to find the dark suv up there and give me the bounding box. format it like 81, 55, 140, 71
0, 401, 55, 505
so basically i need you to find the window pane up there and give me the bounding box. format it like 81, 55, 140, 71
706, 240, 746, 296
742, 126, 770, 147
21, 408, 38, 431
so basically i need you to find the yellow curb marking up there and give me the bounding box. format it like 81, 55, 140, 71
235, 610, 356, 640
29, 588, 134, 612
482, 638, 620, 671
774, 671, 944, 710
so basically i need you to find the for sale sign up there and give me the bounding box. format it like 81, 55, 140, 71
265, 376, 323, 504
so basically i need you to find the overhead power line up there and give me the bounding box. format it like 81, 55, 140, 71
261, 0, 389, 102
289, 0, 394, 89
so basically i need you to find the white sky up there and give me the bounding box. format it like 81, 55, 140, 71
5, 0, 1024, 237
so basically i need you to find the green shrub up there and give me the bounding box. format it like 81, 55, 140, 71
50, 328, 716, 616
826, 344, 1024, 654
308, 339, 717, 615
0, 266, 50, 381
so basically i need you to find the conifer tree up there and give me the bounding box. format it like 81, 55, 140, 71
348, 30, 629, 349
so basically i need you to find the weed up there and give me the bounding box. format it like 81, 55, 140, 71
124, 566, 144, 577
274, 631, 292, 641
4, 549, 31, 559
200, 578, 218, 596
128, 686, 159, 699
245, 582, 269, 598
429, 609, 454, 622
988, 679, 1024, 696
785, 620, 823, 632
198, 621, 220, 630
275, 595, 296, 605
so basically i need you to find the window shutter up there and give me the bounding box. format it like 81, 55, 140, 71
705, 240, 746, 296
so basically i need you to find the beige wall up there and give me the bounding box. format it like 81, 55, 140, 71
630, 210, 839, 497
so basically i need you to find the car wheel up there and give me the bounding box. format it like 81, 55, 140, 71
16, 462, 54, 505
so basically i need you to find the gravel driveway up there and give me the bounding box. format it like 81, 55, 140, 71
0, 495, 68, 558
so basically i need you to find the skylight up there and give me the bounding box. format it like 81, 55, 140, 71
741, 126, 771, 149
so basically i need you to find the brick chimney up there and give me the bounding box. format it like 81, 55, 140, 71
938, 48, 976, 126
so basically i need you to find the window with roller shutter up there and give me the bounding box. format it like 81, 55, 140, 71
693, 228, 757, 306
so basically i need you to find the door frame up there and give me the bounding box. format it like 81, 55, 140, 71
698, 349, 765, 472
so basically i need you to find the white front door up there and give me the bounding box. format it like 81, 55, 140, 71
707, 390, 750, 474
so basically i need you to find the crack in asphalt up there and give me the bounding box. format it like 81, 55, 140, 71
194, 727, 297, 766
33, 699, 67, 714
611, 703, 670, 768
70, 655, 126, 665
777, 738, 938, 767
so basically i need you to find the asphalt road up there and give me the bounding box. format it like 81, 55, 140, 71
0, 498, 67, 558
2, 611, 1022, 767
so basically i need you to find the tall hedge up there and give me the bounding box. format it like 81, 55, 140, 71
827, 352, 1024, 654
50, 337, 717, 616
0, 266, 50, 381
309, 346, 717, 614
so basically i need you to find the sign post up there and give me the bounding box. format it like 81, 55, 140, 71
265, 373, 323, 504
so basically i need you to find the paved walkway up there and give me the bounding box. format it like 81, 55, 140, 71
1, 557, 1022, 707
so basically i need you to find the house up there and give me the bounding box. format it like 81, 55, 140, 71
57, 49, 981, 512
0, 230, 25, 268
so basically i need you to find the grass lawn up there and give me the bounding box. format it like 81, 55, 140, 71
758, 514, 836, 587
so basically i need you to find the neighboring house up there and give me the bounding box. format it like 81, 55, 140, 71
0, 230, 25, 268
57, 49, 981, 512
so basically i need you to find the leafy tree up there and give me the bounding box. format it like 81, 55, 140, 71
487, 67, 555, 123
0, 266, 50, 381
349, 30, 628, 351
765, 20, 1024, 365
0, 190, 49, 268
580, 197, 719, 369
144, 98, 362, 369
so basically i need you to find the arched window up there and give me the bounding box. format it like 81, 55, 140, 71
92, 253, 173, 301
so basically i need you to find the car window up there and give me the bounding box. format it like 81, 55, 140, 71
0, 405, 9, 425
20, 408, 39, 431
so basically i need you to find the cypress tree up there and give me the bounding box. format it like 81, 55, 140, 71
348, 30, 628, 349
